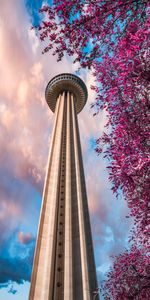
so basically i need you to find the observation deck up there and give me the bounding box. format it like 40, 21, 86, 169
45, 73, 88, 114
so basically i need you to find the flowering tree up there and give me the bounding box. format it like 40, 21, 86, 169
94, 20, 150, 244
103, 246, 150, 300
38, 0, 149, 67
35, 1, 150, 297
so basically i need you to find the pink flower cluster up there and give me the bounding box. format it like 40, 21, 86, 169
94, 19, 150, 245
104, 246, 150, 299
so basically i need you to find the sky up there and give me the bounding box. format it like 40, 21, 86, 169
0, 1, 133, 299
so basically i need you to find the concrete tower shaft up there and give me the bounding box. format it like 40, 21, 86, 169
29, 74, 98, 300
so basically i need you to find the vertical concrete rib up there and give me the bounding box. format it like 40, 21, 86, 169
72, 96, 98, 300
29, 93, 65, 300
64, 92, 73, 300
71, 94, 83, 300
52, 92, 67, 299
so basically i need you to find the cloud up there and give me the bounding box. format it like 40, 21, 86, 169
0, 256, 31, 285
0, 0, 73, 290
18, 232, 34, 245
0, 227, 34, 289
8, 286, 17, 295
0, 0, 73, 192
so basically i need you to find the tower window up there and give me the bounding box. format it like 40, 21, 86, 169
57, 282, 61, 287
57, 267, 62, 272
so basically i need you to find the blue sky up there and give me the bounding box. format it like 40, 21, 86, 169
0, 1, 132, 299
25, 0, 43, 26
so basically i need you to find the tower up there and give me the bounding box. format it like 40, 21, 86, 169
29, 74, 98, 300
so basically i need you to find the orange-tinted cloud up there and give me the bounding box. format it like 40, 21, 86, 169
18, 232, 34, 245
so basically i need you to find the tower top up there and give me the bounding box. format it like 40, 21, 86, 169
45, 73, 88, 114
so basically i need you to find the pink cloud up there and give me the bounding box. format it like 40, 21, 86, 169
18, 232, 34, 245
0, 0, 73, 195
